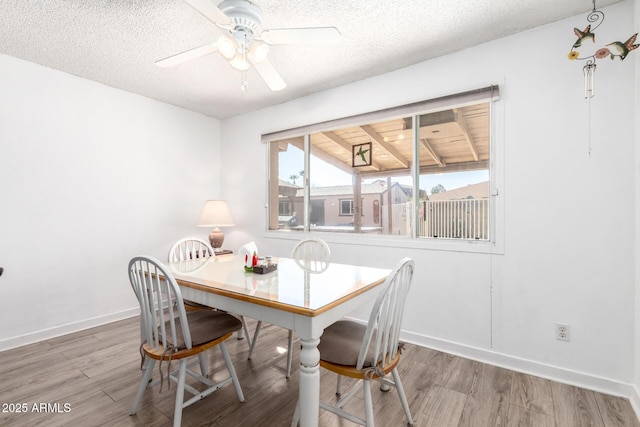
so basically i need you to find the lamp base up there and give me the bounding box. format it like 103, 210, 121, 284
208, 228, 225, 250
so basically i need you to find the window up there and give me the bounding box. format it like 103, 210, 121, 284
279, 200, 292, 216
265, 86, 499, 242
269, 140, 304, 230
339, 199, 354, 216
339, 199, 365, 216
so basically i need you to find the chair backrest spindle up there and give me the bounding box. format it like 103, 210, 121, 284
169, 238, 214, 263
291, 237, 331, 273
129, 256, 193, 352
356, 258, 414, 371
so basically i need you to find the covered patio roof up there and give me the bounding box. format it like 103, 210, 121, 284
275, 102, 489, 178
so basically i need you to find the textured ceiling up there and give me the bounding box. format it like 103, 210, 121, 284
0, 0, 622, 119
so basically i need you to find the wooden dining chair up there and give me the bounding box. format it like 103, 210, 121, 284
291, 237, 331, 273
248, 237, 331, 378
168, 238, 217, 311
128, 256, 245, 427
291, 257, 415, 427
168, 237, 252, 345
168, 237, 214, 263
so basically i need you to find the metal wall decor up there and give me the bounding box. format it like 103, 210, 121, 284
567, 0, 638, 98
352, 142, 372, 167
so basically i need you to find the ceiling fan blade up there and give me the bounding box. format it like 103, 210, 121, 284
155, 43, 218, 68
249, 56, 286, 91
185, 0, 231, 26
261, 27, 341, 45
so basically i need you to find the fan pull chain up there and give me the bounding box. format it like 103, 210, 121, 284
240, 33, 248, 93
241, 71, 248, 93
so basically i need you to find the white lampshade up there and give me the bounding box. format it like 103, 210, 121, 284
197, 200, 235, 227
197, 200, 234, 250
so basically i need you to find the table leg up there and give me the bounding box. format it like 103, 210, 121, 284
298, 337, 320, 427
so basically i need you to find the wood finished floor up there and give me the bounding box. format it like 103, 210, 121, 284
0, 316, 637, 427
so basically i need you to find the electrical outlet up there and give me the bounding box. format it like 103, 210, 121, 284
555, 323, 570, 342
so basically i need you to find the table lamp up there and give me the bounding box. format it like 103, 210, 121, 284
197, 200, 235, 252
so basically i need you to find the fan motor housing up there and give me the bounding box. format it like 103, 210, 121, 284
219, 0, 263, 36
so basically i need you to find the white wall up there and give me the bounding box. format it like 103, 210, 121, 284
0, 54, 222, 349
222, 0, 638, 400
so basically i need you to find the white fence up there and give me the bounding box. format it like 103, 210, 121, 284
385, 199, 490, 240
421, 199, 489, 240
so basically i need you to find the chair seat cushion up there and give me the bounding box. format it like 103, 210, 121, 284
162, 310, 242, 350
183, 299, 210, 311
318, 320, 376, 368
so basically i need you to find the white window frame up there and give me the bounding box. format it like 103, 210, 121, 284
339, 199, 354, 216
263, 86, 504, 255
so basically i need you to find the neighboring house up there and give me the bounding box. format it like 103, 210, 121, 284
278, 179, 426, 229
427, 181, 489, 201
277, 180, 302, 227
278, 180, 489, 238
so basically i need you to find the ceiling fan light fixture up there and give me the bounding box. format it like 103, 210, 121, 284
164, 0, 340, 92
217, 35, 236, 59
229, 54, 250, 71
250, 41, 269, 63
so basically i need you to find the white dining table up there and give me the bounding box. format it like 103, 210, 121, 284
168, 255, 390, 427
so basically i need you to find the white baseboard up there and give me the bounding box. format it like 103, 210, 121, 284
0, 308, 139, 352
400, 329, 638, 404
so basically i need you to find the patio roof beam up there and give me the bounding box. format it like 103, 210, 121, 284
358, 125, 409, 169
321, 131, 381, 171
420, 138, 446, 167
454, 109, 479, 161
358, 160, 489, 179
289, 138, 355, 176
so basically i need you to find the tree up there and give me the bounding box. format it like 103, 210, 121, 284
289, 174, 298, 184
431, 184, 446, 194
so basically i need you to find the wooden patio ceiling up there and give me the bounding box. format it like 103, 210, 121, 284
278, 102, 489, 177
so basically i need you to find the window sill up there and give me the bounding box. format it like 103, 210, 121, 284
263, 230, 502, 255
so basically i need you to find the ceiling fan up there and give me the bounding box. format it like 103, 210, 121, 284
156, 0, 341, 91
